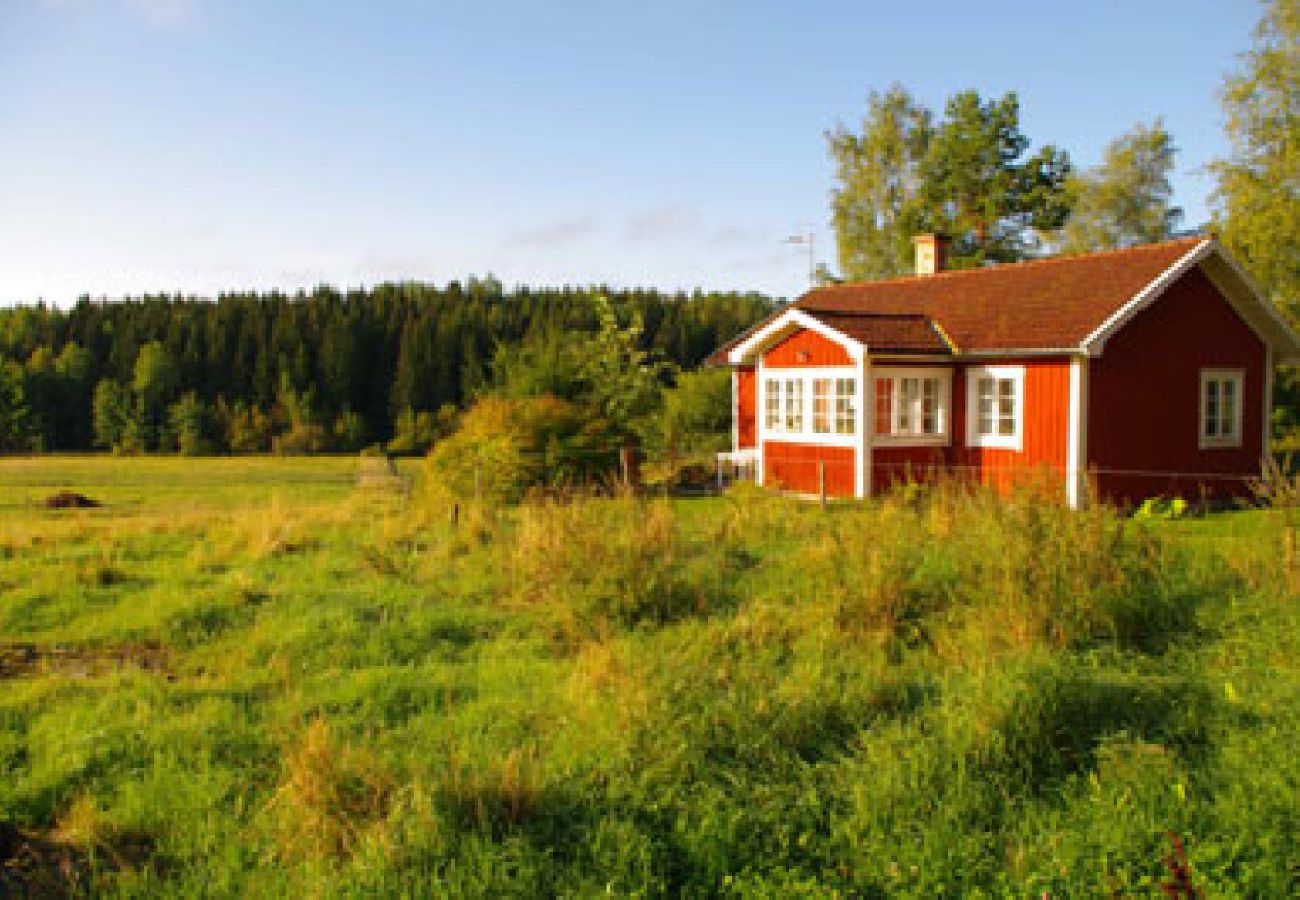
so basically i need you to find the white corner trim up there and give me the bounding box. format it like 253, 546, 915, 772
1066, 356, 1088, 509
858, 355, 870, 498
727, 307, 865, 365
965, 364, 1025, 451
1080, 240, 1212, 356
731, 368, 739, 453
1210, 243, 1300, 362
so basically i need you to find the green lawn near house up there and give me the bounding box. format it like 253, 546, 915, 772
0, 455, 1296, 896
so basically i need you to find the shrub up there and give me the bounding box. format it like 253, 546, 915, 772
424, 396, 622, 505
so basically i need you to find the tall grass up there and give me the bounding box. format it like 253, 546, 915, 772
0, 457, 1297, 895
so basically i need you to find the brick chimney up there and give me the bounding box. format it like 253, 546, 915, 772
912, 233, 950, 276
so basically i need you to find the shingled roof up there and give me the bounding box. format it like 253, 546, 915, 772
793, 237, 1205, 353
800, 310, 953, 354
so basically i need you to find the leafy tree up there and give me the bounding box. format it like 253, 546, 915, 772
659, 367, 733, 456
92, 379, 133, 451
580, 295, 676, 441
132, 340, 179, 411
0, 356, 32, 452
828, 84, 932, 281
168, 392, 213, 455
829, 88, 1072, 276
489, 327, 590, 402
1210, 0, 1300, 436
913, 90, 1073, 266
1059, 120, 1184, 253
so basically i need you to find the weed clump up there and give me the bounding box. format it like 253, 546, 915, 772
508, 494, 721, 633
268, 719, 394, 863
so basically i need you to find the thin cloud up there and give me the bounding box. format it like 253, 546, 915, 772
624, 203, 698, 244
507, 216, 599, 249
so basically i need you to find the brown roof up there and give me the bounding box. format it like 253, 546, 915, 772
792, 237, 1204, 353
802, 310, 953, 353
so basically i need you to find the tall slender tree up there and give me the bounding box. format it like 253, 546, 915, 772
1058, 119, 1183, 253
828, 84, 932, 281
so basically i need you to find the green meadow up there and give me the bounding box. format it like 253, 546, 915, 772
1, 456, 1297, 896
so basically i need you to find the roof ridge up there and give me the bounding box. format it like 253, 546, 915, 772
800, 236, 1207, 299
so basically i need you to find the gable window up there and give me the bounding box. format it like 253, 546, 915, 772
784, 378, 804, 432
1200, 369, 1244, 449
872, 369, 950, 444
966, 365, 1024, 450
812, 378, 831, 434
764, 379, 782, 431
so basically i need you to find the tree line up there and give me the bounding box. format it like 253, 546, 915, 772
0, 281, 773, 454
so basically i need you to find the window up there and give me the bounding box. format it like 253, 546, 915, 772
872, 369, 950, 443
834, 378, 856, 435
966, 365, 1023, 449
1200, 369, 1244, 448
764, 379, 782, 431
812, 379, 831, 434
760, 371, 856, 440
784, 378, 804, 432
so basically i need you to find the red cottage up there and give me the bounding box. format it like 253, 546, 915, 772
711, 235, 1300, 507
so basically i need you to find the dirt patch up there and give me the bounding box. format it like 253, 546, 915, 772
0, 820, 157, 897
0, 642, 172, 681
43, 492, 101, 509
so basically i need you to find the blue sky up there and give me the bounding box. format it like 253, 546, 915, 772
0, 0, 1261, 304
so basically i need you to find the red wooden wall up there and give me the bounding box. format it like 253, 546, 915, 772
736, 366, 756, 449
764, 328, 854, 367
1088, 267, 1265, 505
871, 359, 1071, 495
764, 442, 855, 497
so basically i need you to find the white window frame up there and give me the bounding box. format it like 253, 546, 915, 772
872, 367, 952, 447
759, 368, 858, 446
784, 377, 804, 432
1199, 368, 1245, 449
966, 365, 1025, 451
764, 378, 782, 432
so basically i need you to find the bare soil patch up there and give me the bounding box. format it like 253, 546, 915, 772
43, 492, 101, 510
0, 642, 172, 680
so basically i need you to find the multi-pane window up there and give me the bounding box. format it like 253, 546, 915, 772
966, 366, 1023, 449
872, 370, 949, 441
834, 378, 856, 435
764, 379, 781, 430
812, 379, 831, 434
1200, 369, 1244, 448
762, 373, 855, 439
784, 378, 804, 432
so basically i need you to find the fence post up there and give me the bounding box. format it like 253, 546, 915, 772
818, 460, 827, 510
620, 447, 634, 494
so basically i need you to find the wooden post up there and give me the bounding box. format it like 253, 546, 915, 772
620, 448, 634, 494
818, 460, 827, 510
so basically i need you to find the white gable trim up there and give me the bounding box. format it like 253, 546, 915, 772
1080, 239, 1300, 362
1080, 240, 1212, 356
727, 308, 865, 365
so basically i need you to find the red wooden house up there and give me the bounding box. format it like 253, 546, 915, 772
711, 235, 1300, 506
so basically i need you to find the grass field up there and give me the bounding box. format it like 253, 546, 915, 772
1, 456, 1297, 896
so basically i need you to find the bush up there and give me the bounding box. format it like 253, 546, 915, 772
424, 396, 622, 505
